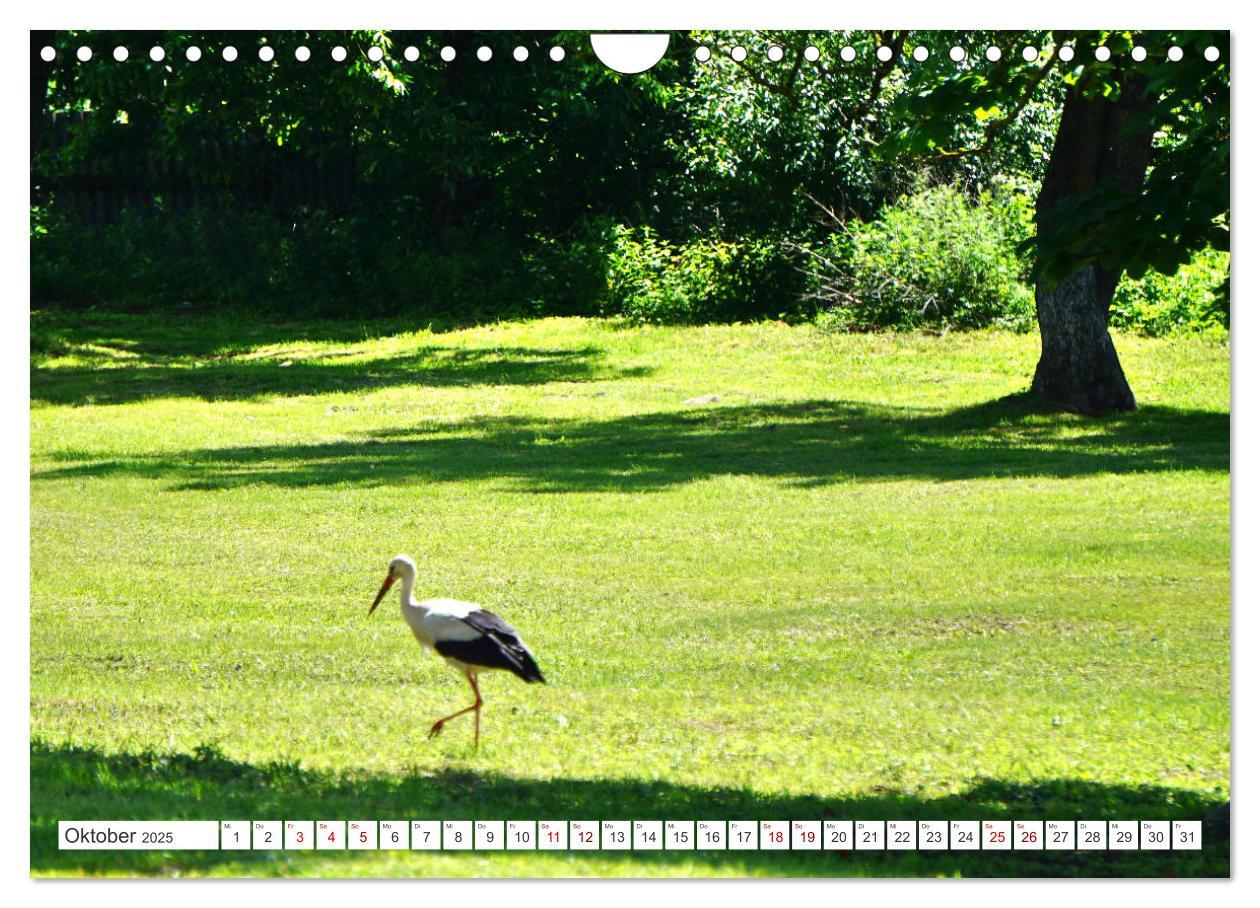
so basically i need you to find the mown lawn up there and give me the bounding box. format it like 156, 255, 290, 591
29, 311, 1230, 877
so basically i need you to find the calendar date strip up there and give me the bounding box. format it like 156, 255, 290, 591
59, 819, 1202, 851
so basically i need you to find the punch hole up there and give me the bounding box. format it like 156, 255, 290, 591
186, 46, 202, 62
912, 45, 929, 62
404, 46, 419, 62
1057, 46, 1075, 62
767, 45, 784, 62
805, 45, 821, 62
294, 46, 310, 62
222, 46, 238, 62
949, 46, 965, 62
440, 46, 456, 62
513, 46, 529, 62
477, 46, 492, 62
332, 46, 347, 62
368, 46, 384, 62
1204, 46, 1220, 62
1094, 46, 1111, 62
1167, 46, 1183, 62
76, 46, 92, 62
694, 46, 711, 62
875, 45, 892, 62
40, 46, 56, 62
113, 46, 128, 62
258, 46, 275, 62
1131, 46, 1148, 61
550, 46, 565, 62
1021, 46, 1039, 62
730, 45, 747, 62
839, 46, 856, 62
150, 46, 165, 62
985, 46, 1001, 62
590, 33, 669, 73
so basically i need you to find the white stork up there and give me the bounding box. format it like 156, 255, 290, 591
368, 554, 545, 749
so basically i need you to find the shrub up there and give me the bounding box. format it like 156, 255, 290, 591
1112, 248, 1230, 338
806, 184, 1036, 332
603, 225, 803, 323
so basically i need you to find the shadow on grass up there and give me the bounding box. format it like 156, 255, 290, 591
32, 346, 646, 406
33, 396, 1229, 492
32, 310, 646, 406
31, 309, 494, 360
31, 741, 1227, 878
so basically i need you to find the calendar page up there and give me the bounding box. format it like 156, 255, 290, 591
29, 20, 1230, 882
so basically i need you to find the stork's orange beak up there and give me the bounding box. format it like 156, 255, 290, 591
368, 575, 395, 615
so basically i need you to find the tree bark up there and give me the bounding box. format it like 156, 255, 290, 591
1031, 76, 1155, 414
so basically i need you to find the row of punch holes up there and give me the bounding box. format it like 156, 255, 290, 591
40, 41, 1222, 66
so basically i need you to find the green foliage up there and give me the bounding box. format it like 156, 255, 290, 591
808, 184, 1036, 331
31, 29, 1228, 339
31, 202, 612, 320
603, 226, 803, 323
1112, 248, 1230, 338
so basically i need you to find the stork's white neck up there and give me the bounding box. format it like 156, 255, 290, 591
396, 567, 422, 611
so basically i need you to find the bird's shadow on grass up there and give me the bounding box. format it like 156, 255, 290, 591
31, 740, 1228, 878
33, 395, 1230, 492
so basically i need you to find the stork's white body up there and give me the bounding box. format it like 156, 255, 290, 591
395, 586, 491, 675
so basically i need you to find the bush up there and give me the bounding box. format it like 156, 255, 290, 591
603, 225, 803, 323
1112, 248, 1230, 338
806, 184, 1036, 331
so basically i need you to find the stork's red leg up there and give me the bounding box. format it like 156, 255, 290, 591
471, 674, 482, 751
428, 671, 484, 746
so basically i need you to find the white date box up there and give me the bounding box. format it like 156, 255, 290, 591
379, 821, 407, 850
411, 821, 440, 850
600, 820, 630, 850
665, 820, 694, 850
570, 821, 599, 850
284, 820, 313, 850
983, 820, 1012, 850
823, 820, 854, 850
1109, 820, 1138, 851
316, 820, 345, 850
1077, 820, 1106, 850
697, 820, 727, 850
792, 820, 821, 850
1172, 820, 1202, 850
1045, 821, 1074, 850
760, 820, 789, 850
252, 821, 280, 850
1140, 820, 1170, 850
220, 821, 249, 850
475, 820, 505, 850
1013, 820, 1043, 850
634, 820, 664, 850
855, 820, 884, 850
950, 821, 979, 850
887, 821, 915, 850
348, 820, 377, 850
918, 821, 947, 851
506, 820, 536, 850
538, 820, 567, 850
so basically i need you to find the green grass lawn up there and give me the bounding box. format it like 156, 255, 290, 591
29, 311, 1230, 877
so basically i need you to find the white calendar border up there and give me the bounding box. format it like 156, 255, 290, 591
7, 2, 1248, 906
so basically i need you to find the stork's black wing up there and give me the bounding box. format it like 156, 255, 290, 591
434, 609, 546, 683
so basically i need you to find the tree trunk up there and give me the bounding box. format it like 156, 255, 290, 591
1031, 76, 1155, 414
